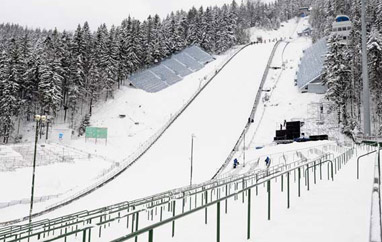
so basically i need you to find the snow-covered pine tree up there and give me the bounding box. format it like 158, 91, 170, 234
0, 46, 20, 143
322, 34, 352, 128
200, 7, 215, 53
38, 36, 63, 116
126, 20, 143, 73
347, 0, 362, 122
58, 31, 72, 122
367, 26, 382, 134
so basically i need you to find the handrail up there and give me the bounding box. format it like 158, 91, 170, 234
110, 149, 352, 242
357, 150, 377, 179
0, 148, 336, 240
369, 143, 382, 242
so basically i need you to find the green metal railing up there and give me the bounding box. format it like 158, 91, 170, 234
110, 147, 354, 242
0, 146, 351, 242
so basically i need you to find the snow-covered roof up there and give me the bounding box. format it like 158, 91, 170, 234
128, 45, 214, 93
296, 38, 327, 89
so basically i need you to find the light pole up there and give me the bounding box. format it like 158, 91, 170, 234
361, 0, 371, 136
243, 131, 246, 167
190, 134, 195, 186
29, 114, 46, 225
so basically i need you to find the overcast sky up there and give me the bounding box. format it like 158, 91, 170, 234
0, 0, 237, 31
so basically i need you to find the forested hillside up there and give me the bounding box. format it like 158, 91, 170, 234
310, 0, 382, 135
0, 0, 308, 143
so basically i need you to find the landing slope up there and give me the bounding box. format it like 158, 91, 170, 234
43, 43, 274, 217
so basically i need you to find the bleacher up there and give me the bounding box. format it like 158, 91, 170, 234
128, 45, 214, 93
296, 38, 327, 93
162, 59, 191, 77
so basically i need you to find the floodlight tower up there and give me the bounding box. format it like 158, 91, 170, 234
361, 0, 371, 136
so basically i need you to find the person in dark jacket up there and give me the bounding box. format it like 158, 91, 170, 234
265, 156, 271, 168
233, 158, 240, 168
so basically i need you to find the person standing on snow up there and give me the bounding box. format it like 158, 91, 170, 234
265, 156, 271, 168
233, 158, 240, 168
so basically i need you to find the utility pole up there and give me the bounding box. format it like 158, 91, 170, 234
361, 0, 371, 136
29, 115, 46, 227
190, 134, 195, 186
243, 131, 246, 167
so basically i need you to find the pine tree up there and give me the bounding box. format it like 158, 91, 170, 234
367, 26, 382, 133
322, 35, 352, 127
0, 48, 20, 143
38, 36, 63, 116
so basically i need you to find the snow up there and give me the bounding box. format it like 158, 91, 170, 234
0, 16, 379, 242
0, 47, 240, 221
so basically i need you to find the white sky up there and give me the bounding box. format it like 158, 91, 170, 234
0, 0, 235, 31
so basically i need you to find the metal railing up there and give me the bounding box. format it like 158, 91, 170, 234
0, 145, 352, 242
365, 141, 382, 242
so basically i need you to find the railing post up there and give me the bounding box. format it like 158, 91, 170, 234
306, 165, 310, 191
172, 201, 175, 237
267, 180, 271, 220
225, 184, 228, 214
148, 229, 153, 242
247, 189, 251, 239
88, 227, 91, 242
205, 191, 208, 224
135, 212, 139, 242
281, 174, 284, 192
82, 228, 87, 242
298, 167, 301, 197
217, 201, 220, 242
287, 172, 290, 209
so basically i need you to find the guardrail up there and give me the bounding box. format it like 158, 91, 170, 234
212, 40, 283, 179
0, 42, 265, 226
0, 144, 351, 242
365, 141, 382, 242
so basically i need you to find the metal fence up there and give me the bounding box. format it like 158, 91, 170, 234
0, 145, 353, 242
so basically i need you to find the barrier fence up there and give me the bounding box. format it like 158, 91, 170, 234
0, 144, 354, 242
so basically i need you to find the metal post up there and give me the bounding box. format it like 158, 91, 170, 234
135, 213, 139, 242
82, 229, 86, 242
298, 167, 301, 197
247, 189, 251, 239
29, 119, 39, 226
172, 201, 175, 237
243, 131, 246, 167
190, 134, 195, 186
217, 201, 220, 242
147, 229, 153, 242
281, 174, 284, 192
361, 0, 371, 136
205, 190, 208, 224
287, 172, 290, 208
267, 180, 271, 220
307, 165, 310, 191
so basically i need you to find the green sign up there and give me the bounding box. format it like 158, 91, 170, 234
85, 127, 108, 139
97, 127, 108, 139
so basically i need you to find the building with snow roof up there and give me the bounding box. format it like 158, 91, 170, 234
332, 15, 352, 43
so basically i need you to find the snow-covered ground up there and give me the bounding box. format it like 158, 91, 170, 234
1, 15, 378, 242
0, 46, 240, 221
